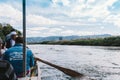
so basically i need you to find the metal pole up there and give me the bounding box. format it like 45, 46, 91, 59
22, 0, 26, 77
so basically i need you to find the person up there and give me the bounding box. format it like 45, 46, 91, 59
3, 37, 35, 77
0, 38, 17, 80
6, 31, 17, 48
0, 37, 3, 59
6, 29, 16, 41
0, 37, 6, 59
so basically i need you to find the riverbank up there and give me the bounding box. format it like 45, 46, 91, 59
28, 36, 120, 46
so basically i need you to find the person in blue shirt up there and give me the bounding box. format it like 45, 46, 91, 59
3, 37, 34, 77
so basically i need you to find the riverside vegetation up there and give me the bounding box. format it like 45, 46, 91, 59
37, 36, 120, 46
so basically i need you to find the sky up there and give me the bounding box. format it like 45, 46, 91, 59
0, 0, 120, 37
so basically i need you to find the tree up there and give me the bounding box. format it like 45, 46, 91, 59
2, 24, 13, 36
0, 23, 2, 30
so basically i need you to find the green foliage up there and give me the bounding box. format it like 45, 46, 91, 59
39, 36, 120, 46
40, 41, 50, 44
103, 36, 120, 46
0, 30, 5, 40
2, 24, 13, 36
0, 23, 2, 30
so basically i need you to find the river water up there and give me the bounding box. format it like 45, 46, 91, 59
28, 44, 120, 80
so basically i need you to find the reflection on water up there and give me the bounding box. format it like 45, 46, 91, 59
28, 45, 120, 80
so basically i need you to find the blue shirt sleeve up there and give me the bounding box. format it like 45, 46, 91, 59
29, 50, 34, 67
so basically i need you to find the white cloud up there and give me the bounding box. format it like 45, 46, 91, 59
77, 31, 95, 35
67, 0, 117, 19
88, 18, 97, 22
59, 30, 103, 36
100, 26, 105, 29
0, 4, 22, 19
26, 29, 41, 37
26, 0, 119, 29
27, 14, 58, 26
115, 20, 120, 27
52, 0, 70, 6
49, 28, 62, 32
87, 0, 96, 4
0, 0, 120, 37
61, 30, 74, 35
103, 14, 120, 27
78, 0, 85, 3
61, 0, 70, 6
27, 13, 88, 27
28, 27, 49, 31
60, 26, 65, 28
0, 3, 85, 31
0, 3, 22, 29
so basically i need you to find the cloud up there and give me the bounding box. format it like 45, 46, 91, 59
52, 0, 70, 7
26, 0, 119, 28
88, 18, 96, 22
0, 3, 22, 28
69, 1, 105, 18
49, 28, 62, 32
103, 14, 120, 27
100, 26, 105, 29
28, 27, 49, 31
61, 30, 74, 35
59, 30, 105, 36
27, 14, 58, 26
0, 0, 120, 37
86, 0, 96, 4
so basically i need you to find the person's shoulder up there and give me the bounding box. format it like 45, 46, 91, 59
5, 47, 15, 53
27, 48, 33, 55
27, 49, 32, 52
26, 47, 32, 51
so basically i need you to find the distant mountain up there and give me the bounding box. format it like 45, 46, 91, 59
27, 34, 112, 43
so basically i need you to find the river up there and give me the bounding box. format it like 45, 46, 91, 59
28, 44, 120, 80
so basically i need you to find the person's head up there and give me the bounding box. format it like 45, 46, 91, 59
15, 37, 23, 44
10, 31, 17, 40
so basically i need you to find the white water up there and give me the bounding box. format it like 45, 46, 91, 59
28, 44, 120, 80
